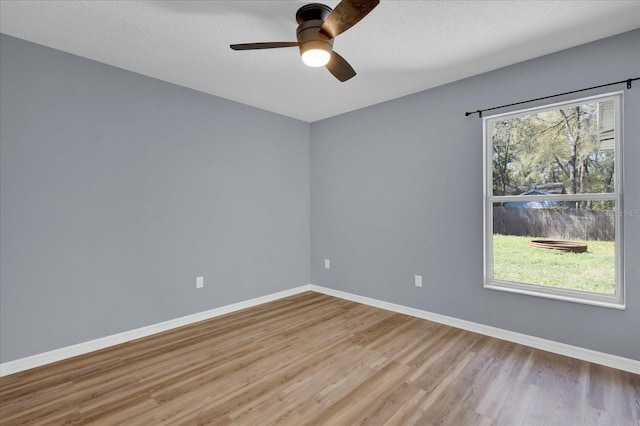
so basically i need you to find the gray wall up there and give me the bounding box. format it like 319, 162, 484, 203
2, 30, 639, 365
0, 35, 310, 363
311, 30, 640, 360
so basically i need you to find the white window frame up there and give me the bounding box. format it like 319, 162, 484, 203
483, 92, 624, 309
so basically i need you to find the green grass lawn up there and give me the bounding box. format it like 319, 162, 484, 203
492, 234, 615, 294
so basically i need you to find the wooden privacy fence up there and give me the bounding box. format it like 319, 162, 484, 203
493, 207, 615, 241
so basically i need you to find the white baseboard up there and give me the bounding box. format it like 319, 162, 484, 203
3, 284, 638, 376
308, 285, 640, 375
0, 285, 312, 377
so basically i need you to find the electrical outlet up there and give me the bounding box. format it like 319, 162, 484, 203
196, 276, 204, 288
324, 259, 331, 269
415, 275, 422, 288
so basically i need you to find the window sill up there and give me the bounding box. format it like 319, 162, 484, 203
484, 280, 625, 310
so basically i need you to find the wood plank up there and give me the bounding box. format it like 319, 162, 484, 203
1, 292, 638, 425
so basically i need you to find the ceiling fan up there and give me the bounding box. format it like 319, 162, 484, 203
230, 0, 380, 82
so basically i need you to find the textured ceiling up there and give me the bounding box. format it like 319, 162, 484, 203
1, 1, 639, 122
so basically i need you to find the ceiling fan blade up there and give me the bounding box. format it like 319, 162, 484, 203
230, 42, 299, 50
326, 51, 356, 82
321, 0, 380, 39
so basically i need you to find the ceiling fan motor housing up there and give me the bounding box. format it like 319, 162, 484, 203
295, 3, 332, 24
296, 4, 334, 59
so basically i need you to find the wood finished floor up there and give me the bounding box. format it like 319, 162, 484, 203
1, 291, 638, 425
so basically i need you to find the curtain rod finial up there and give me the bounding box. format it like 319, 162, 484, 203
464, 110, 483, 118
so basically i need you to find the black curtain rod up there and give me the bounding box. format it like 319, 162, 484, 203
465, 77, 639, 118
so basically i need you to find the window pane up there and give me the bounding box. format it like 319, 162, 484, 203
491, 99, 616, 196
492, 202, 616, 294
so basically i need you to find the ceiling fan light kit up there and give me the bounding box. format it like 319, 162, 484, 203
296, 5, 334, 68
301, 44, 332, 67
230, 0, 380, 82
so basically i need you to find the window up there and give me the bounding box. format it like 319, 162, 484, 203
483, 92, 624, 308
